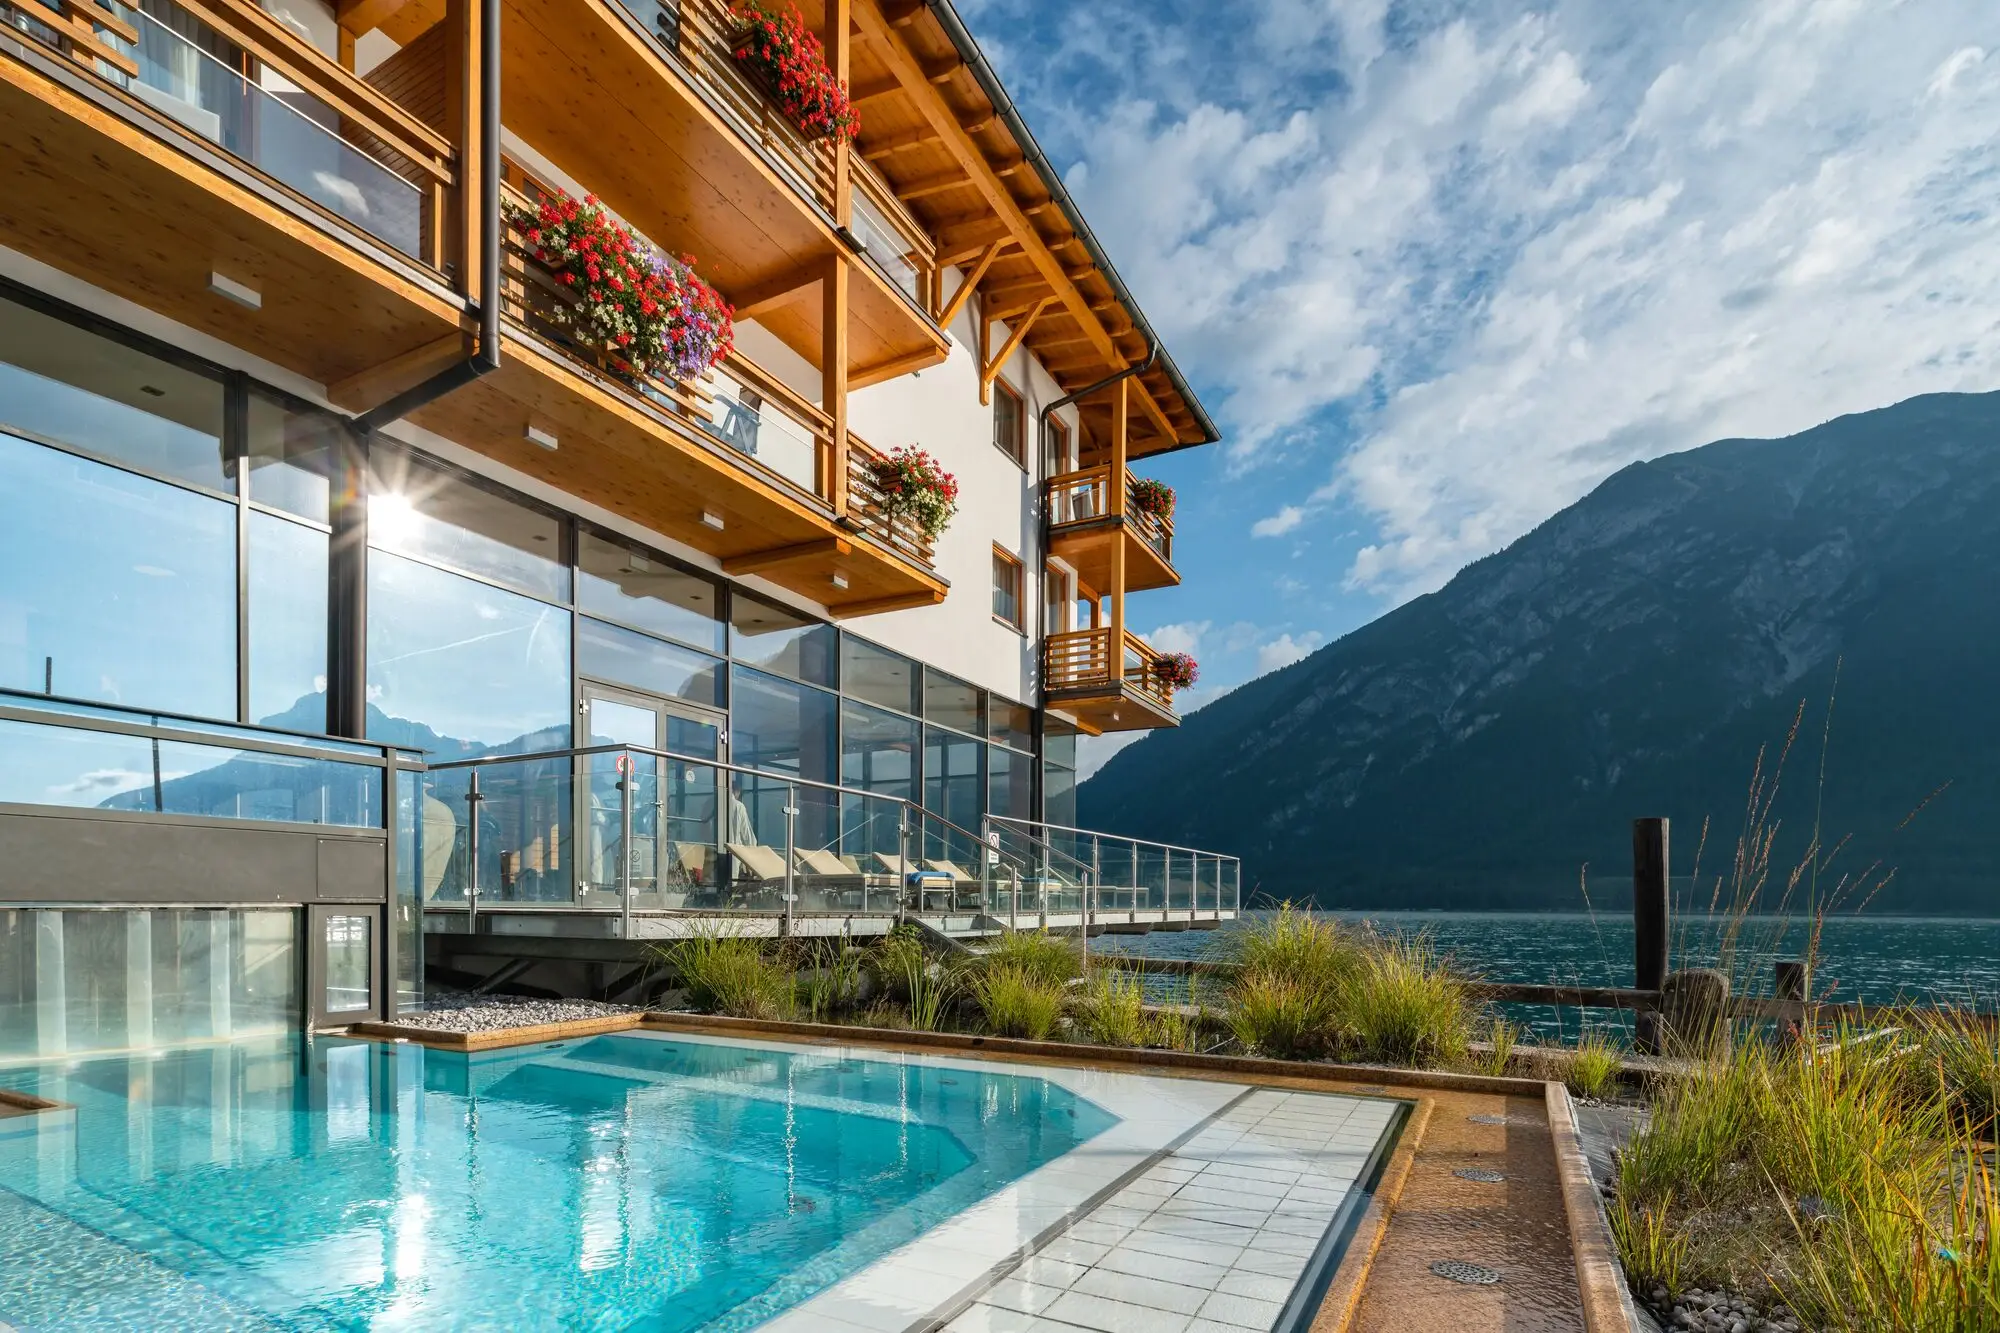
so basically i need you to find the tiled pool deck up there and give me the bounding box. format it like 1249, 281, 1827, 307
741, 1030, 1404, 1333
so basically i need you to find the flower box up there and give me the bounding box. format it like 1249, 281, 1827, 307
870, 446, 959, 543
505, 188, 734, 382
730, 3, 859, 144
1130, 478, 1176, 521
1155, 652, 1199, 693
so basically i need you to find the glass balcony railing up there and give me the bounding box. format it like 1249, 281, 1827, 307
123, 8, 423, 257
988, 816, 1244, 918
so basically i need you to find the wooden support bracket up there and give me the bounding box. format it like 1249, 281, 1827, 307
721, 537, 853, 576
980, 297, 1052, 402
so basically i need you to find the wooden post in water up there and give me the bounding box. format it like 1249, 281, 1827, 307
1633, 817, 1670, 1054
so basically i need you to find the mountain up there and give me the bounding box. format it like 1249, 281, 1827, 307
1080, 392, 2000, 913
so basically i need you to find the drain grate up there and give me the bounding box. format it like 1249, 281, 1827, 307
1453, 1167, 1507, 1183
1431, 1259, 1502, 1285
1467, 1114, 1534, 1127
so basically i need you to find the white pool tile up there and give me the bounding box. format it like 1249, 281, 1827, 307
1094, 1243, 1232, 1290
1046, 1288, 1195, 1333
1071, 1268, 1212, 1316
1195, 1289, 1286, 1329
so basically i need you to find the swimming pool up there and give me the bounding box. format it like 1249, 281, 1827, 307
0, 1032, 1125, 1332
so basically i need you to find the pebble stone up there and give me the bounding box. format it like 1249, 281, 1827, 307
399, 990, 643, 1034
1651, 1285, 1805, 1333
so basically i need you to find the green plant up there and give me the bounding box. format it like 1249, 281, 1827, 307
1609, 1191, 1689, 1302
1076, 967, 1149, 1047
980, 930, 1081, 988
1227, 973, 1337, 1060
1479, 1018, 1521, 1077
1229, 903, 1363, 995
1564, 1030, 1625, 1100
1338, 934, 1474, 1068
1915, 1005, 2000, 1133
799, 940, 862, 1022
656, 929, 793, 1020
976, 964, 1066, 1041
868, 926, 928, 1002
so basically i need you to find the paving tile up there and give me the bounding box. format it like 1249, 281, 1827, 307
1195, 1289, 1285, 1329
1231, 1249, 1309, 1281
1249, 1229, 1320, 1258
945, 1305, 1050, 1333
1014, 1255, 1092, 1290
1113, 1228, 1245, 1269
982, 1278, 1071, 1317
1215, 1270, 1297, 1303
1045, 1288, 1195, 1333
1094, 1244, 1231, 1290
1071, 1268, 1211, 1316
1038, 1236, 1112, 1267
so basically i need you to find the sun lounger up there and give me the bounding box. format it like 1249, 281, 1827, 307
726, 842, 791, 906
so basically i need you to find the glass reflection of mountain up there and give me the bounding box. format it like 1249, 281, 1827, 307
95, 693, 571, 820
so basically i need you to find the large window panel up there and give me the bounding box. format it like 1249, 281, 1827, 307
0, 295, 229, 492
923, 667, 982, 735
841, 701, 915, 857
731, 595, 835, 688
988, 744, 1033, 823
923, 725, 983, 833
577, 531, 723, 653
0, 433, 237, 719
578, 617, 724, 708
245, 390, 337, 522
248, 510, 328, 728
990, 699, 1034, 751
841, 635, 919, 715
1043, 761, 1077, 829
730, 666, 837, 850
366, 550, 571, 757
368, 452, 568, 601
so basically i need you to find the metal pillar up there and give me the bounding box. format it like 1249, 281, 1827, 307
782, 787, 797, 938
618, 760, 634, 942
465, 770, 484, 935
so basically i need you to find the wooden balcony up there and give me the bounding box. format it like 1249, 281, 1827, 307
1044, 628, 1181, 735
491, 0, 947, 383
1046, 467, 1178, 594
0, 0, 464, 390
396, 184, 946, 617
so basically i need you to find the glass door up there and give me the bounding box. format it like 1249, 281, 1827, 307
579, 686, 724, 911
309, 905, 379, 1026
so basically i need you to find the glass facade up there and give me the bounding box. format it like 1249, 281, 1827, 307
0, 907, 298, 1062
0, 284, 1096, 939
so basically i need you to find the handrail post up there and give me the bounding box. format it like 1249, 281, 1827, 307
1633, 817, 1671, 1055
783, 783, 797, 938
619, 755, 634, 942
464, 769, 483, 934
896, 805, 911, 927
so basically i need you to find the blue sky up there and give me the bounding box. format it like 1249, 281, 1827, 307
953, 0, 2000, 774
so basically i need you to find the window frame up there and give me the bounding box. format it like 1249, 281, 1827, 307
991, 544, 1025, 632
992, 377, 1027, 469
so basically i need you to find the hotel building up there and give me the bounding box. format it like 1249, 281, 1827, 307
0, 0, 1236, 1051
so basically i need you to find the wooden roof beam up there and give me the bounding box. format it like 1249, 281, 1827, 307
853, 0, 1122, 367
851, 346, 948, 389
896, 168, 973, 200
861, 124, 942, 161
851, 78, 904, 105
936, 240, 1004, 329
880, 0, 923, 26
722, 537, 853, 576
923, 55, 964, 83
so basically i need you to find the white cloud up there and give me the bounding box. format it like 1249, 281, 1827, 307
1144, 620, 1210, 656
1251, 505, 1306, 538
1048, 0, 2000, 601
1255, 632, 1324, 675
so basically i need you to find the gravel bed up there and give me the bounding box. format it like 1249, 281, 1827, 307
397, 990, 643, 1034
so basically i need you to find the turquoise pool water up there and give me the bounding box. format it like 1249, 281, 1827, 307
0, 1033, 1117, 1331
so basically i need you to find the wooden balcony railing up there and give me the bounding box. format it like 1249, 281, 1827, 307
1047, 466, 1176, 568
845, 434, 939, 569
2, 0, 455, 266
500, 180, 938, 575
608, 0, 933, 309
1045, 628, 1177, 714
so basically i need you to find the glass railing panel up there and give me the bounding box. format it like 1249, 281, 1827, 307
421, 757, 574, 906
697, 362, 821, 496
0, 716, 382, 827
850, 190, 922, 305
125, 6, 422, 257
1135, 844, 1168, 913
796, 785, 901, 914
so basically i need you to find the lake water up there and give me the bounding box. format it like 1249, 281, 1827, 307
1093, 911, 2000, 1042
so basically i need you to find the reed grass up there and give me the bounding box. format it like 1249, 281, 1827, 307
1338, 934, 1474, 1067
975, 964, 1066, 1041
656, 929, 794, 1020
1075, 967, 1149, 1048
799, 939, 862, 1022
981, 930, 1082, 987
1226, 972, 1337, 1060
1561, 1029, 1625, 1099
1478, 1018, 1521, 1077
